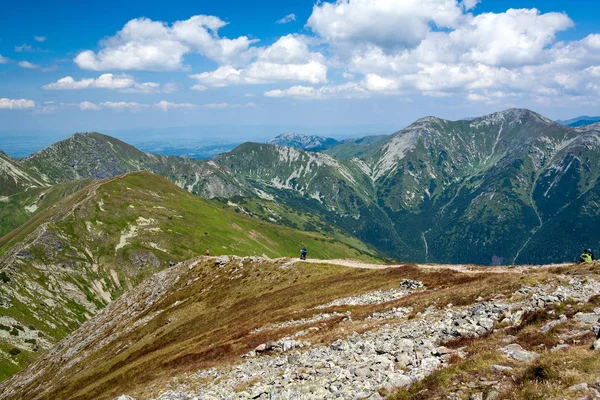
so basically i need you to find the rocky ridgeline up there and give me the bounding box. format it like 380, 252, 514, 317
111, 277, 600, 400
315, 280, 423, 309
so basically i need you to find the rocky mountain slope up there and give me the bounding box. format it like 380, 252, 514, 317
18, 132, 246, 200
0, 151, 50, 197
0, 179, 92, 237
3, 109, 600, 265
212, 110, 600, 265
268, 133, 340, 151
2, 256, 599, 400
0, 172, 376, 380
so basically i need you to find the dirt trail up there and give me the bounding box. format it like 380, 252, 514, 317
301, 258, 571, 274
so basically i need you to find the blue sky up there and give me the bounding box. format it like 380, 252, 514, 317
1, 0, 599, 142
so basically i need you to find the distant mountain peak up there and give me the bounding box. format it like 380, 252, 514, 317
557, 115, 600, 127
268, 132, 339, 151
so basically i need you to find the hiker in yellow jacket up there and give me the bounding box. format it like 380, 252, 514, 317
579, 249, 594, 263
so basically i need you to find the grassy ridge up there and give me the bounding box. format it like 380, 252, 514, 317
0, 172, 379, 381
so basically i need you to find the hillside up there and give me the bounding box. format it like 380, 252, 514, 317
0, 172, 377, 380
0, 179, 92, 237
2, 256, 600, 400
0, 151, 49, 197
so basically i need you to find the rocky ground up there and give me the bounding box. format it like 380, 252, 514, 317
112, 263, 600, 400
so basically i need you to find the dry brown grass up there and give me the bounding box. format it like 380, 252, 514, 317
11, 261, 593, 400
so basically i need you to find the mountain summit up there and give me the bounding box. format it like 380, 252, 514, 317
268, 132, 339, 151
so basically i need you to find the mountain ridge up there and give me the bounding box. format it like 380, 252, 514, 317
2, 108, 599, 266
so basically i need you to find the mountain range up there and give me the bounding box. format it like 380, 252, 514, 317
556, 115, 600, 127
3, 107, 600, 386
2, 110, 600, 267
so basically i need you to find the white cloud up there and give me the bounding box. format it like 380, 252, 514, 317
461, 0, 480, 11
15, 44, 33, 53
51, 6, 600, 106
265, 82, 368, 99
76, 100, 197, 112
466, 93, 490, 102
154, 100, 195, 111
74, 15, 257, 71
100, 101, 144, 111
34, 36, 46, 42
43, 74, 175, 93
307, 0, 466, 50
0, 98, 36, 109
291, 2, 598, 103
0, 55, 9, 64
18, 61, 40, 69
276, 13, 296, 24
79, 101, 101, 111
363, 74, 400, 92
191, 84, 207, 91
190, 35, 328, 87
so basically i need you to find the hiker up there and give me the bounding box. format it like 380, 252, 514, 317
579, 249, 593, 263
300, 247, 307, 260
588, 249, 595, 261
205, 249, 210, 256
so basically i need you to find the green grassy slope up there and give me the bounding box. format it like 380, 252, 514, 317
0, 171, 378, 381
0, 179, 92, 238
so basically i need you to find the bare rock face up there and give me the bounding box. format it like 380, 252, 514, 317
129, 250, 160, 269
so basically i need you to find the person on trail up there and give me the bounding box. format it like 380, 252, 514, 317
205, 249, 210, 256
588, 249, 595, 261
300, 247, 307, 260
579, 249, 593, 264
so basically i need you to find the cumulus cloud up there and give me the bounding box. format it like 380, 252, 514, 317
18, 61, 40, 69
190, 35, 328, 87
0, 55, 9, 64
43, 74, 176, 93
34, 36, 46, 42
79, 101, 101, 111
74, 15, 257, 71
271, 2, 598, 103
0, 98, 36, 109
276, 13, 296, 24
307, 0, 467, 51
40, 5, 600, 106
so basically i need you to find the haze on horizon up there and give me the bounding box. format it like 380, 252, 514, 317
1, 0, 600, 144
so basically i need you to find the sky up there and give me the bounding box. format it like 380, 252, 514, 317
1, 0, 599, 142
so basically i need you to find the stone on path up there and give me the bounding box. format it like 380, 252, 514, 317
501, 344, 537, 362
